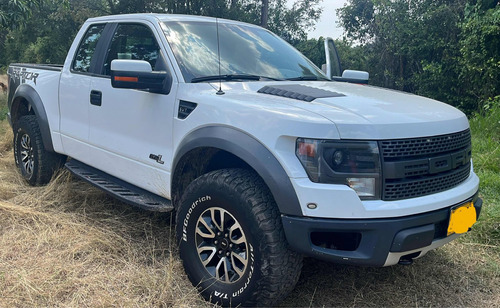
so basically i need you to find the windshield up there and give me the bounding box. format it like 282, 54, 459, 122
161, 20, 327, 82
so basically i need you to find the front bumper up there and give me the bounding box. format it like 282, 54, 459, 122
282, 194, 482, 267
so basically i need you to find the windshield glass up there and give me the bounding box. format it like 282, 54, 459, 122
161, 20, 327, 82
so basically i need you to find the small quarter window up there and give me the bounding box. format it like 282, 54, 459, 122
72, 24, 106, 73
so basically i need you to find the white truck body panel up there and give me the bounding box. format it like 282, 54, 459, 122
214, 81, 469, 140
86, 76, 177, 198
292, 170, 479, 218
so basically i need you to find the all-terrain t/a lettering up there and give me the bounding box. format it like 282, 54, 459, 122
182, 195, 211, 242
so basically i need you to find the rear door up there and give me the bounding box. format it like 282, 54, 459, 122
87, 22, 177, 198
59, 23, 111, 160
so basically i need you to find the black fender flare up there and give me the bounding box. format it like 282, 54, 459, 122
11, 84, 55, 152
173, 126, 303, 216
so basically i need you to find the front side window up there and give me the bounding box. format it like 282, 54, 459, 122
103, 24, 161, 76
72, 24, 106, 73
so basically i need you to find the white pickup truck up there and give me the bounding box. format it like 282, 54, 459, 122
7, 13, 481, 307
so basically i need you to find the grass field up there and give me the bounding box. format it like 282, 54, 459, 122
0, 88, 498, 307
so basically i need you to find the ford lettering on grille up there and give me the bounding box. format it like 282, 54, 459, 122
380, 130, 471, 201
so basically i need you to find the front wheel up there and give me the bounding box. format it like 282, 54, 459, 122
176, 169, 302, 307
13, 115, 65, 185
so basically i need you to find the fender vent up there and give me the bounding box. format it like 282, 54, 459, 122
178, 100, 197, 119
258, 84, 345, 102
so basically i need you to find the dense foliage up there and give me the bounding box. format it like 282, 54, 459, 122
1, 0, 498, 115
0, 0, 322, 69
333, 0, 499, 114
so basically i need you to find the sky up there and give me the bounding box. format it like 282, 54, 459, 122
287, 0, 348, 39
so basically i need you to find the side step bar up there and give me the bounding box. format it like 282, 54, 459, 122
65, 159, 174, 212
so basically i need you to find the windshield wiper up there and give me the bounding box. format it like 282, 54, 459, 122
285, 76, 329, 81
191, 74, 283, 83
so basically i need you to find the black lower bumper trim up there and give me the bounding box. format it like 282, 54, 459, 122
282, 194, 482, 267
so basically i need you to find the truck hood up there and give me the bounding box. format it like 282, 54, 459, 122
218, 81, 469, 139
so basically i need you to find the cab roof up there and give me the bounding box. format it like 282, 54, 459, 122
86, 13, 260, 28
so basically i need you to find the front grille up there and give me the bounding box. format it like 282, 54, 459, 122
380, 129, 470, 159
384, 163, 470, 200
380, 130, 471, 201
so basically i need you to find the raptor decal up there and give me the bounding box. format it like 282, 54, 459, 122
11, 67, 39, 85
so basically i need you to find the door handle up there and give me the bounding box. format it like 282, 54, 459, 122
90, 90, 102, 106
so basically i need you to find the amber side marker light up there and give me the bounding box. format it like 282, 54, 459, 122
114, 76, 138, 82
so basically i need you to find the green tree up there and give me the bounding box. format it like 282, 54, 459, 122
1, 0, 99, 69
0, 0, 39, 29
102, 0, 323, 42
1, 0, 323, 72
337, 0, 500, 114
294, 37, 326, 67
459, 2, 500, 112
268, 0, 322, 42
339, 0, 467, 91
294, 37, 369, 74
1, 0, 42, 70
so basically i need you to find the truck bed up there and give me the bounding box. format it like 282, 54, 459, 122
9, 63, 63, 71
7, 63, 64, 152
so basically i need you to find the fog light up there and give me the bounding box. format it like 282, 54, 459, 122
333, 150, 344, 165
307, 203, 318, 209
347, 178, 376, 197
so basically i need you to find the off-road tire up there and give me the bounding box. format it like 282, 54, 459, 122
13, 115, 65, 186
176, 168, 303, 307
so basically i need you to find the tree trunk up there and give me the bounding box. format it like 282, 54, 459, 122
261, 0, 269, 28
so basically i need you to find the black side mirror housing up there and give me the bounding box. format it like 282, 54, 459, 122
110, 59, 172, 94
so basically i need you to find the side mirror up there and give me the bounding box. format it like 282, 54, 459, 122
110, 59, 171, 94
334, 70, 369, 84
323, 37, 370, 84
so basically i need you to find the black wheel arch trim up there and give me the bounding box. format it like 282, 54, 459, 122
173, 126, 303, 216
11, 84, 55, 152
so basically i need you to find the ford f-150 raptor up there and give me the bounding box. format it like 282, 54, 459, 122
7, 13, 482, 307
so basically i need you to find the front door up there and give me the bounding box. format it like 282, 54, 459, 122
88, 22, 176, 198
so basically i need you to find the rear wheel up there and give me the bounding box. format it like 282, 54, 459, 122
13, 115, 65, 185
176, 169, 302, 307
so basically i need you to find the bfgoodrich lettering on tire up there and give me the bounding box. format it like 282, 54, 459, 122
176, 169, 303, 307
13, 115, 65, 186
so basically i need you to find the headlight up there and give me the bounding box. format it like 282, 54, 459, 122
296, 138, 382, 199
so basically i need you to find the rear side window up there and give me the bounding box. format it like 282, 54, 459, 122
102, 24, 160, 76
72, 24, 106, 73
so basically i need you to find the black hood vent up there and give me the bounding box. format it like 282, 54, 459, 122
257, 84, 345, 102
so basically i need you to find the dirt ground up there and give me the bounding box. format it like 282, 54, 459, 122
0, 119, 498, 307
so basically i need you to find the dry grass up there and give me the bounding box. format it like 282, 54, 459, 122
0, 121, 211, 307
279, 242, 499, 307
0, 93, 499, 307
